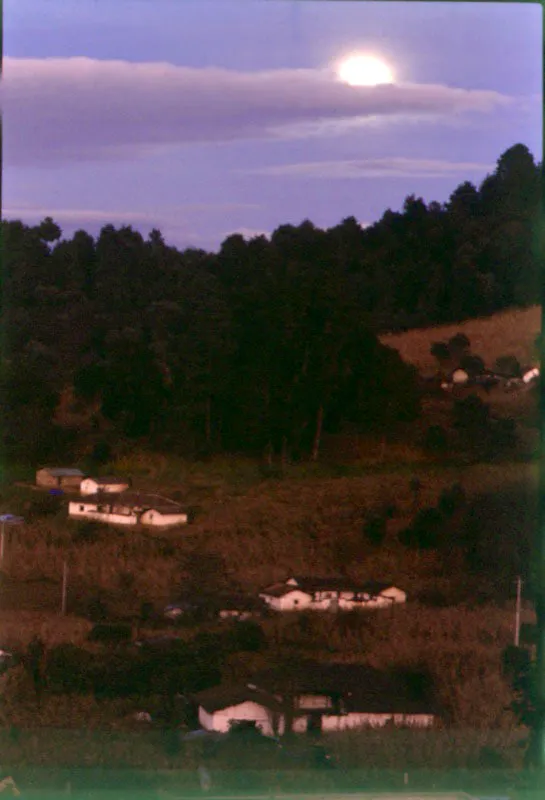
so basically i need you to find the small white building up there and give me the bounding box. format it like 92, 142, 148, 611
194, 684, 286, 738
68, 491, 188, 528
80, 476, 131, 496
259, 576, 407, 612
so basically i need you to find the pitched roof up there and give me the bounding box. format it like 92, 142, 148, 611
259, 582, 311, 599
253, 662, 438, 715
39, 467, 84, 477
262, 576, 395, 597
193, 683, 285, 714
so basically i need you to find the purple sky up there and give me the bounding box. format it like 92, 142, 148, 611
2, 0, 542, 251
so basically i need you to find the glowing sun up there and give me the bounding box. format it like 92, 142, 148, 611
337, 54, 394, 86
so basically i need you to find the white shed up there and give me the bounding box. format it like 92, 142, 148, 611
260, 577, 407, 613
195, 685, 285, 738
80, 476, 131, 496
68, 491, 188, 528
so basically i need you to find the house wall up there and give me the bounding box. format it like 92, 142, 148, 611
140, 509, 188, 527
36, 471, 59, 488
68, 502, 138, 525
260, 590, 312, 611
320, 712, 434, 731
59, 476, 84, 489
80, 479, 129, 496
295, 694, 333, 711
198, 701, 281, 737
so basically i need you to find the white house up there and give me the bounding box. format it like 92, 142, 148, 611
259, 576, 407, 612
68, 491, 188, 528
194, 684, 286, 738
254, 662, 437, 734
80, 476, 131, 496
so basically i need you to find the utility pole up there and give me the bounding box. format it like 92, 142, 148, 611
61, 560, 69, 615
514, 575, 522, 647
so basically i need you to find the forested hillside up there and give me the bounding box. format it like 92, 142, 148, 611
0, 143, 541, 464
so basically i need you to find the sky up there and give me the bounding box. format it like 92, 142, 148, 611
2, 0, 542, 252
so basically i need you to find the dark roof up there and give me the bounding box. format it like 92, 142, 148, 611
38, 467, 84, 477
260, 582, 311, 599
194, 683, 285, 714
253, 662, 438, 716
262, 576, 395, 597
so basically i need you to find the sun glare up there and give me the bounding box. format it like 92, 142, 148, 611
337, 54, 394, 87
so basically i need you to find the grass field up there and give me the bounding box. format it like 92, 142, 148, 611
379, 305, 541, 372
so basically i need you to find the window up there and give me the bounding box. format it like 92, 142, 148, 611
79, 505, 84, 512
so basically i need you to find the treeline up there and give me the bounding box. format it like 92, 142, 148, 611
0, 143, 541, 462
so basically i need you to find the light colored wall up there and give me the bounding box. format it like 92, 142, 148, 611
68, 503, 138, 525
198, 701, 278, 737
321, 712, 434, 731
80, 479, 129, 495
140, 509, 188, 527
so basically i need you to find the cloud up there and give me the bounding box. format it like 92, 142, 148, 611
251, 157, 495, 180
1, 57, 516, 167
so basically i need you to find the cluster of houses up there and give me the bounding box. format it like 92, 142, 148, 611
35, 467, 188, 528
191, 661, 437, 736
164, 575, 407, 622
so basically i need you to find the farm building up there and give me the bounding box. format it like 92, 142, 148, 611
68, 491, 188, 528
194, 684, 286, 738
194, 662, 437, 737
36, 467, 85, 490
259, 576, 406, 612
80, 476, 131, 496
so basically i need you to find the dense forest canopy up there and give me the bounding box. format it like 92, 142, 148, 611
0, 143, 542, 463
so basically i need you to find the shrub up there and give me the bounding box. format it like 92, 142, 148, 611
459, 353, 485, 377
494, 355, 522, 378
25, 494, 63, 520
363, 515, 387, 546
399, 507, 444, 549
438, 483, 466, 517
423, 425, 448, 455
71, 520, 102, 543
87, 623, 133, 644
430, 341, 451, 364
86, 595, 109, 622
447, 333, 471, 360
46, 644, 94, 694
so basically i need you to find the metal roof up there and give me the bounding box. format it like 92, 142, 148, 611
39, 467, 84, 477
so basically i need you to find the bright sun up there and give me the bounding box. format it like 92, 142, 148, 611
337, 54, 394, 87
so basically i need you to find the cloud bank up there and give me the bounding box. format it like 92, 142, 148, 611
1, 57, 515, 167
253, 157, 495, 180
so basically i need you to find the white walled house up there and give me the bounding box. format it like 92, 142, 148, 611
194, 685, 286, 738
259, 576, 406, 612
253, 662, 437, 735
80, 476, 131, 496
68, 491, 188, 528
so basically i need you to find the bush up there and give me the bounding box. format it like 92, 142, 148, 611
71, 520, 102, 543
363, 515, 387, 546
86, 596, 109, 622
26, 494, 63, 520
430, 341, 451, 364
87, 623, 133, 644
438, 483, 466, 517
399, 507, 444, 549
494, 355, 522, 378
46, 644, 94, 694
447, 333, 471, 359
423, 425, 448, 454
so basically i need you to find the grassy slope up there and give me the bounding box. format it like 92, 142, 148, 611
379, 305, 540, 372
